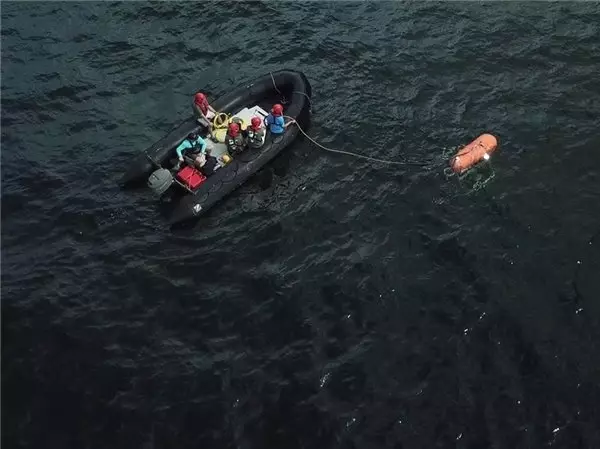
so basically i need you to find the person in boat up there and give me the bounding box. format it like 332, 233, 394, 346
192, 92, 217, 130
246, 116, 266, 149
225, 122, 245, 155
195, 148, 219, 176
264, 103, 295, 135
175, 132, 206, 168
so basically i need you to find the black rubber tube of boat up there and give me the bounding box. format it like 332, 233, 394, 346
120, 70, 311, 188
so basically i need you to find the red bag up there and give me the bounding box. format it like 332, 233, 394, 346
176, 165, 206, 189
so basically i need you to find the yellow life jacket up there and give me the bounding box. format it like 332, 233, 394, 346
211, 114, 246, 143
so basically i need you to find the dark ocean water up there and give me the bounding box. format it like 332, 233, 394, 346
2, 1, 600, 448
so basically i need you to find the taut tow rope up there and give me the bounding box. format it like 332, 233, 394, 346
284, 116, 431, 167
269, 72, 430, 167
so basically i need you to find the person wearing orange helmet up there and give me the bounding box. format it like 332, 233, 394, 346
264, 103, 294, 135
246, 116, 266, 149
192, 92, 217, 130
225, 122, 245, 155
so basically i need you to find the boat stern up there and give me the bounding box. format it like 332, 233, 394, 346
168, 194, 206, 227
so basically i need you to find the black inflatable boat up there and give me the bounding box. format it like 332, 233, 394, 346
120, 69, 312, 225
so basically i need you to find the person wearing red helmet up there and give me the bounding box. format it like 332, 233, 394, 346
192, 92, 217, 130
225, 122, 245, 155
264, 103, 294, 135
246, 116, 266, 149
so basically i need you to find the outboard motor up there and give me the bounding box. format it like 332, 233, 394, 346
147, 168, 174, 196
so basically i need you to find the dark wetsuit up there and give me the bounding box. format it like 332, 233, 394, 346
246, 127, 266, 149
226, 133, 245, 155
200, 155, 218, 176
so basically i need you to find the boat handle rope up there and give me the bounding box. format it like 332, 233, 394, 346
270, 72, 313, 111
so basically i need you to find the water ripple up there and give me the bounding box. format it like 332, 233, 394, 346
3, 2, 600, 449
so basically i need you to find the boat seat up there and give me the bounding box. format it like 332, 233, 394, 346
233, 105, 269, 124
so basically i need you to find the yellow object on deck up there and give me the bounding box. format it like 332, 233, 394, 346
211, 113, 247, 143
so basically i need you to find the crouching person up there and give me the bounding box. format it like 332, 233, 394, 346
246, 116, 266, 149
225, 122, 245, 155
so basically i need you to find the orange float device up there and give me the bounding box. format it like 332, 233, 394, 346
449, 133, 498, 174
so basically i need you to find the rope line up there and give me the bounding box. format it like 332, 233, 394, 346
270, 71, 283, 96
269, 72, 429, 167
291, 90, 313, 110
284, 116, 430, 167
270, 71, 313, 111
